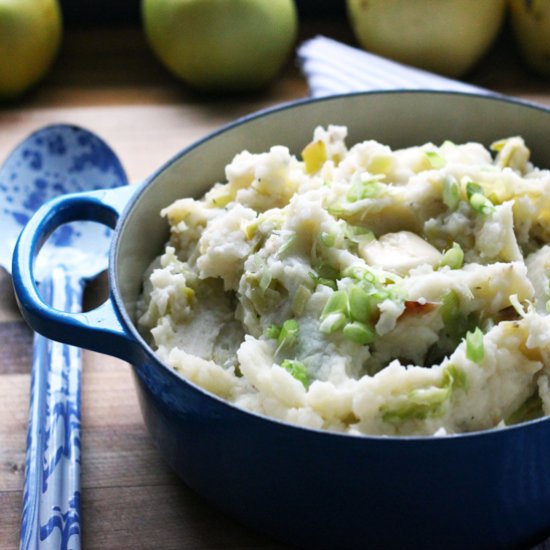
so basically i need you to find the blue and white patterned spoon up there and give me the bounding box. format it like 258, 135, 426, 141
0, 125, 128, 550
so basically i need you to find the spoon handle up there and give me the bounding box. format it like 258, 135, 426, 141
21, 267, 84, 550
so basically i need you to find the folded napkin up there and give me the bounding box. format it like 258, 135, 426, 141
297, 35, 489, 97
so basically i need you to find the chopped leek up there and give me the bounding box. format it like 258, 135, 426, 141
309, 271, 336, 289
344, 223, 375, 245
315, 276, 337, 290
440, 290, 477, 345
440, 242, 464, 270
259, 269, 273, 292
465, 327, 485, 364
292, 285, 311, 316
277, 319, 299, 350
490, 139, 506, 153
281, 359, 310, 388
346, 174, 382, 202
440, 290, 460, 326
277, 233, 297, 259
320, 312, 347, 334
327, 202, 348, 217
425, 151, 446, 169
242, 219, 259, 239
381, 363, 466, 424
442, 176, 460, 210
381, 385, 450, 423
469, 193, 495, 215
445, 363, 468, 391
348, 285, 375, 323
316, 262, 340, 281
264, 324, 281, 340
465, 181, 495, 215
466, 181, 484, 199
320, 231, 336, 247
321, 290, 349, 319
343, 321, 375, 345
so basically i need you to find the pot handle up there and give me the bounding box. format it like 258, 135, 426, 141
12, 185, 143, 363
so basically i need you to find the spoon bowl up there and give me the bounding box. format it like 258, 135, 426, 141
0, 124, 127, 279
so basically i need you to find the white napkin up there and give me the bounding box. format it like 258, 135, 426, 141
297, 35, 490, 97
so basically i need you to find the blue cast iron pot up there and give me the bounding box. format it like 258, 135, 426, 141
12, 91, 550, 549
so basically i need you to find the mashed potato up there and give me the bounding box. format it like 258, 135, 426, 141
137, 126, 550, 436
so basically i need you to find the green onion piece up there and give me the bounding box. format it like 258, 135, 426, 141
264, 324, 281, 340
348, 285, 375, 323
320, 231, 336, 247
425, 151, 446, 169
442, 176, 460, 210
440, 242, 464, 270
277, 233, 297, 259
466, 181, 484, 199
469, 193, 495, 215
343, 321, 376, 345
321, 290, 349, 319
292, 285, 312, 316
319, 312, 347, 334
281, 359, 310, 388
465, 327, 485, 364
277, 319, 299, 350
546, 300, 550, 314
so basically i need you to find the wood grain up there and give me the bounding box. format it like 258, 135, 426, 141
0, 20, 549, 550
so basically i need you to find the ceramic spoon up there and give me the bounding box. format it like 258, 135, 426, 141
0, 125, 128, 549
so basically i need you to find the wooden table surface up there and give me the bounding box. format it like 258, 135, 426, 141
0, 20, 549, 550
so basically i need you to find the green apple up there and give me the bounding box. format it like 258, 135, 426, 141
0, 0, 62, 99
346, 0, 506, 77
142, 0, 298, 93
509, 0, 550, 75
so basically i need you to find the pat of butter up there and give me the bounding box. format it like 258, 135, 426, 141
359, 231, 442, 276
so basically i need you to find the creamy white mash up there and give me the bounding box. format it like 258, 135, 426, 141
137, 126, 550, 436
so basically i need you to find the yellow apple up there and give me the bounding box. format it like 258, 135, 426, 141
509, 0, 550, 75
0, 0, 62, 99
142, 0, 298, 93
346, 0, 506, 77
